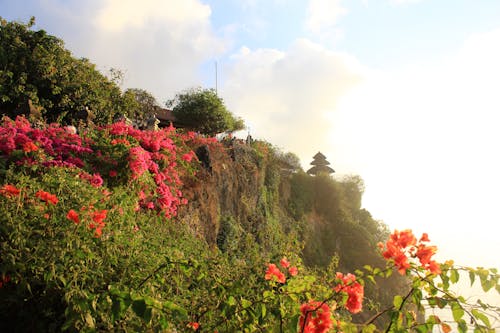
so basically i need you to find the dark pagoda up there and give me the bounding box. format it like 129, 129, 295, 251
306, 152, 335, 176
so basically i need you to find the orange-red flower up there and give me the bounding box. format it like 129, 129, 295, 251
265, 263, 286, 283
380, 229, 441, 275
66, 209, 80, 224
334, 272, 364, 314
89, 210, 107, 237
289, 266, 298, 276
299, 300, 332, 333
23, 141, 38, 153
187, 322, 200, 330
35, 190, 58, 205
0, 184, 20, 198
280, 257, 290, 269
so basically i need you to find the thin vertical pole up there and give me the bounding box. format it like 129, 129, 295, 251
215, 61, 218, 95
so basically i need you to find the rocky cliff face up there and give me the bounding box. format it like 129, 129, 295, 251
178, 140, 286, 248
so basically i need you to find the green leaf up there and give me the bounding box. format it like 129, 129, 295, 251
481, 278, 495, 292
227, 295, 236, 306
472, 309, 491, 328
132, 299, 147, 317
393, 295, 403, 309
361, 324, 376, 333
111, 299, 127, 322
241, 298, 252, 309
451, 302, 464, 322
469, 271, 476, 286
286, 313, 300, 332
457, 319, 468, 333
366, 275, 376, 284
450, 269, 460, 283
163, 301, 187, 320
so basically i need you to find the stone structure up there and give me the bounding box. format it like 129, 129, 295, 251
306, 152, 335, 176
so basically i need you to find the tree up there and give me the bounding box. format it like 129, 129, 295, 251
0, 17, 131, 124
167, 87, 244, 135
124, 88, 160, 122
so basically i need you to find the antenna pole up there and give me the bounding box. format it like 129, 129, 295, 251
215, 61, 218, 95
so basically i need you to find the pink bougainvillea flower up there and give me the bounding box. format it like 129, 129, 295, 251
90, 173, 103, 188
66, 209, 80, 224
181, 151, 196, 162
35, 190, 58, 205
264, 263, 286, 284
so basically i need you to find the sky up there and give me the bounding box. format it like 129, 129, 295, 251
2, 0, 500, 272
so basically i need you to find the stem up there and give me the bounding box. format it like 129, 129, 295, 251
384, 286, 415, 333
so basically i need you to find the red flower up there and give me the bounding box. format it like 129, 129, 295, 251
0, 275, 11, 288
89, 209, 107, 237
419, 233, 430, 242
280, 257, 290, 269
23, 141, 38, 153
187, 322, 200, 330
66, 209, 80, 224
334, 272, 364, 314
35, 190, 58, 205
91, 210, 107, 224
265, 263, 286, 283
109, 170, 118, 177
427, 260, 441, 275
299, 300, 333, 333
289, 266, 298, 276
380, 229, 441, 275
181, 151, 195, 162
416, 244, 437, 266
0, 184, 21, 198
90, 173, 103, 188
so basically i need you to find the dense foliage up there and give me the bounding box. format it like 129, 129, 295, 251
0, 18, 136, 125
168, 87, 245, 135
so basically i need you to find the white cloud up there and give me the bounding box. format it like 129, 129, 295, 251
88, 0, 226, 100
330, 27, 500, 268
223, 38, 363, 164
23, 0, 226, 101
305, 0, 348, 34
95, 0, 212, 32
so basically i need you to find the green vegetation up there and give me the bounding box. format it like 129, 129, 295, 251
168, 87, 245, 135
0, 18, 135, 125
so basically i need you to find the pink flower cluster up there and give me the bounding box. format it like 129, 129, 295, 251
102, 121, 201, 218
0, 117, 202, 219
0, 117, 92, 169
333, 272, 364, 314
264, 257, 299, 284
